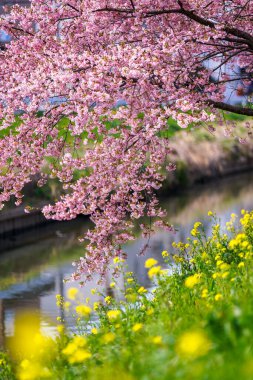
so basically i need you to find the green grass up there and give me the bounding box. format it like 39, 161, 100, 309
2, 210, 253, 379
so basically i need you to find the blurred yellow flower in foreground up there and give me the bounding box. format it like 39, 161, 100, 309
7, 311, 55, 361
184, 274, 201, 289
18, 359, 51, 380
107, 310, 121, 321
132, 323, 143, 332
201, 288, 208, 298
64, 301, 71, 311
214, 293, 223, 301
146, 308, 154, 316
152, 336, 163, 345
145, 258, 158, 268
75, 305, 92, 317
102, 332, 116, 344
148, 266, 161, 278
73, 336, 87, 347
68, 349, 91, 364
176, 330, 211, 359
57, 325, 65, 334
67, 287, 79, 300
62, 336, 91, 364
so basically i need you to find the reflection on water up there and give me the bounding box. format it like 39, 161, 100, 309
0, 172, 253, 347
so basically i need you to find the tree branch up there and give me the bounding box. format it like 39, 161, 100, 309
145, 7, 253, 50
207, 100, 253, 116
93, 7, 133, 14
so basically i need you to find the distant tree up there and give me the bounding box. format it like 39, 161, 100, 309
0, 1, 252, 280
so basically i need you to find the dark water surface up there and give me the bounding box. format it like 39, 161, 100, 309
0, 172, 253, 346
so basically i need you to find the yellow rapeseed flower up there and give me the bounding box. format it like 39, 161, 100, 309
201, 252, 208, 260
145, 258, 158, 268
184, 273, 201, 289
72, 336, 87, 347
64, 301, 71, 311
62, 336, 91, 364
125, 293, 137, 303
138, 286, 147, 294
176, 330, 211, 359
102, 332, 116, 344
208, 211, 213, 216
75, 305, 92, 317
91, 288, 97, 295
91, 328, 98, 335
220, 263, 230, 271
62, 342, 78, 356
229, 239, 238, 249
148, 266, 161, 278
113, 257, 125, 264
194, 222, 202, 229
238, 262, 245, 268
221, 271, 229, 279
110, 282, 116, 288
56, 294, 62, 307
152, 336, 163, 345
105, 296, 112, 304
67, 287, 79, 300
7, 312, 56, 363
214, 293, 223, 301
68, 349, 91, 364
57, 325, 65, 334
107, 310, 121, 321
146, 308, 154, 316
173, 255, 185, 263
93, 302, 101, 311
18, 360, 51, 380
162, 250, 169, 257
132, 323, 143, 332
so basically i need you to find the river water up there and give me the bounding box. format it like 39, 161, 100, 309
0, 172, 253, 346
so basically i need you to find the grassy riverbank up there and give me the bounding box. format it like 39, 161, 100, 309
163, 117, 253, 191
1, 210, 253, 380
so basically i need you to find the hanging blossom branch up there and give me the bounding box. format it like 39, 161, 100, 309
0, 0, 252, 281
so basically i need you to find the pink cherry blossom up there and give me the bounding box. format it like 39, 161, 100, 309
0, 0, 252, 280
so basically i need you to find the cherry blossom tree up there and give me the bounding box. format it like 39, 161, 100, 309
0, 1, 252, 280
